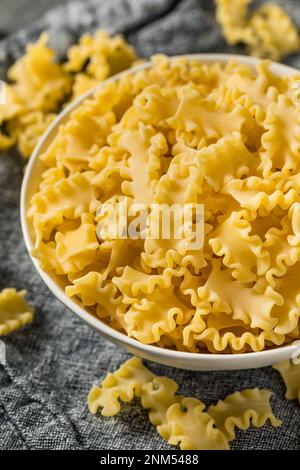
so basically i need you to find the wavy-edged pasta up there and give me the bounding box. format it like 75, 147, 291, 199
27, 55, 300, 354
216, 0, 300, 60
158, 397, 229, 450
88, 356, 155, 416
248, 4, 300, 61
141, 376, 183, 426
64, 30, 137, 80
207, 388, 282, 440
0, 288, 34, 335
273, 360, 300, 403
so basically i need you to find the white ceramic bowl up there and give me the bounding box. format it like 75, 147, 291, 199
21, 53, 300, 370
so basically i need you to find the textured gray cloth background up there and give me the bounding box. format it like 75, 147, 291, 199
0, 0, 299, 450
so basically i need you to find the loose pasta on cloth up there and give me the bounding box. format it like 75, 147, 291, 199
88, 357, 281, 450
215, 0, 300, 60
28, 55, 300, 354
0, 30, 138, 158
0, 288, 34, 336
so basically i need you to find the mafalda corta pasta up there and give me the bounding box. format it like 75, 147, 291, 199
88, 357, 281, 450
273, 360, 300, 403
0, 34, 72, 156
0, 288, 34, 335
28, 55, 300, 354
216, 0, 300, 60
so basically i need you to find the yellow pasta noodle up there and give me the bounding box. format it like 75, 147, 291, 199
27, 55, 300, 354
64, 30, 137, 80
158, 397, 229, 450
215, 0, 254, 46
0, 288, 34, 336
273, 360, 300, 403
249, 4, 300, 61
87, 356, 155, 416
141, 376, 183, 426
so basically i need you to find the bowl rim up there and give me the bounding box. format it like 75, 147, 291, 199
20, 53, 300, 367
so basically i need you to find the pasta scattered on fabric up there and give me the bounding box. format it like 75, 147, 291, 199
215, 0, 300, 60
88, 357, 281, 450
273, 360, 300, 403
0, 288, 34, 336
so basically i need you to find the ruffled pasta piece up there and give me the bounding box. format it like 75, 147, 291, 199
87, 357, 155, 416
215, 0, 253, 46
8, 33, 71, 113
142, 225, 207, 273
0, 85, 23, 150
71, 74, 99, 100
117, 125, 166, 205
112, 265, 185, 304
134, 84, 180, 127
158, 397, 229, 450
216, 0, 300, 61
273, 360, 300, 403
219, 60, 281, 112
207, 388, 282, 441
100, 238, 142, 280
172, 131, 257, 191
261, 95, 300, 176
263, 206, 300, 289
39, 165, 66, 189
10, 111, 56, 159
271, 262, 300, 335
88, 358, 285, 450
55, 214, 99, 274
49, 104, 116, 173
209, 211, 269, 282
223, 176, 299, 212
248, 4, 300, 61
153, 158, 203, 206
197, 132, 257, 192
141, 377, 183, 426
65, 271, 121, 319
0, 288, 34, 336
64, 30, 137, 80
